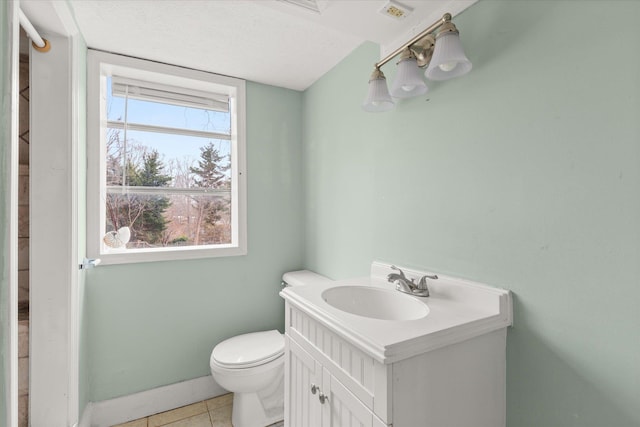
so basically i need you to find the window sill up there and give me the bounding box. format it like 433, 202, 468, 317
91, 244, 247, 265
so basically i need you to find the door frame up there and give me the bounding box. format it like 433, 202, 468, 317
2, 0, 20, 426
18, 0, 83, 425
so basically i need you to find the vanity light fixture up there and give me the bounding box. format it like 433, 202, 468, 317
362, 13, 471, 112
389, 48, 429, 98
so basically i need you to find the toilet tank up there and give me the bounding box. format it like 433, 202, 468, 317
282, 270, 331, 288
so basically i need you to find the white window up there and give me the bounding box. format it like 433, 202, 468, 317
87, 50, 246, 264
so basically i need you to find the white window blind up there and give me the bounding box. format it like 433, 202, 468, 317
111, 76, 229, 112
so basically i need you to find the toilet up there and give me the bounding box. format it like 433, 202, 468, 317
210, 329, 285, 427
209, 271, 327, 426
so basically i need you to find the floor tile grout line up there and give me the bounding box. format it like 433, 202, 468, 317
207, 406, 213, 427
112, 396, 235, 427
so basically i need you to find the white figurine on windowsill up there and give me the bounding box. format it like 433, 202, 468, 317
103, 226, 131, 250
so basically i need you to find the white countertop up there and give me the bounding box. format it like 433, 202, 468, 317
280, 262, 513, 364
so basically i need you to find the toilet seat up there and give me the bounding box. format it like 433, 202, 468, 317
210, 353, 284, 381
212, 330, 284, 369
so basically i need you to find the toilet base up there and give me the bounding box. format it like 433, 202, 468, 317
231, 370, 284, 427
231, 393, 281, 427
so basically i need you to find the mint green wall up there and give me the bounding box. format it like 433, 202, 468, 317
302, 1, 640, 426
85, 82, 304, 401
82, 2, 640, 424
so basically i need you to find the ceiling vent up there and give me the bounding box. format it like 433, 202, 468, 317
379, 0, 413, 20
277, 0, 323, 14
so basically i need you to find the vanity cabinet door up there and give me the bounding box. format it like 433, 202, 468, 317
286, 332, 390, 427
321, 368, 380, 427
286, 336, 322, 427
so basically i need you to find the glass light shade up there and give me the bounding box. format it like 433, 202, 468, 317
424, 31, 472, 81
390, 57, 428, 98
362, 74, 395, 112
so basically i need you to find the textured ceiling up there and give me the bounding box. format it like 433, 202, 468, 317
27, 0, 477, 91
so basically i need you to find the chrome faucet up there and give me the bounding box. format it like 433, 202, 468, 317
387, 265, 438, 297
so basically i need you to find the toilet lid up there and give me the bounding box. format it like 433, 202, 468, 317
212, 330, 284, 368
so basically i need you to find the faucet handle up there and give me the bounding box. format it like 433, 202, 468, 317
416, 274, 438, 291
390, 265, 406, 279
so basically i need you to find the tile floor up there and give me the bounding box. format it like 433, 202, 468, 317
112, 393, 284, 427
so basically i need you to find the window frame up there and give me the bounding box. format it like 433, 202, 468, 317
87, 50, 247, 265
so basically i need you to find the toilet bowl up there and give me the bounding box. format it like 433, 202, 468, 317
210, 330, 284, 427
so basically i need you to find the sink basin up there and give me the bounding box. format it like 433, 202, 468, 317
321, 286, 429, 321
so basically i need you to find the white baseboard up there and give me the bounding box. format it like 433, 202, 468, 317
78, 403, 93, 427
85, 375, 226, 427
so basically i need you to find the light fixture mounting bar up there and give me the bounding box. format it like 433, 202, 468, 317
374, 12, 452, 69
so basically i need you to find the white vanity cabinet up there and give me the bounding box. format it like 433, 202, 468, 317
286, 337, 386, 427
285, 337, 321, 426
280, 263, 513, 427
284, 303, 508, 427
